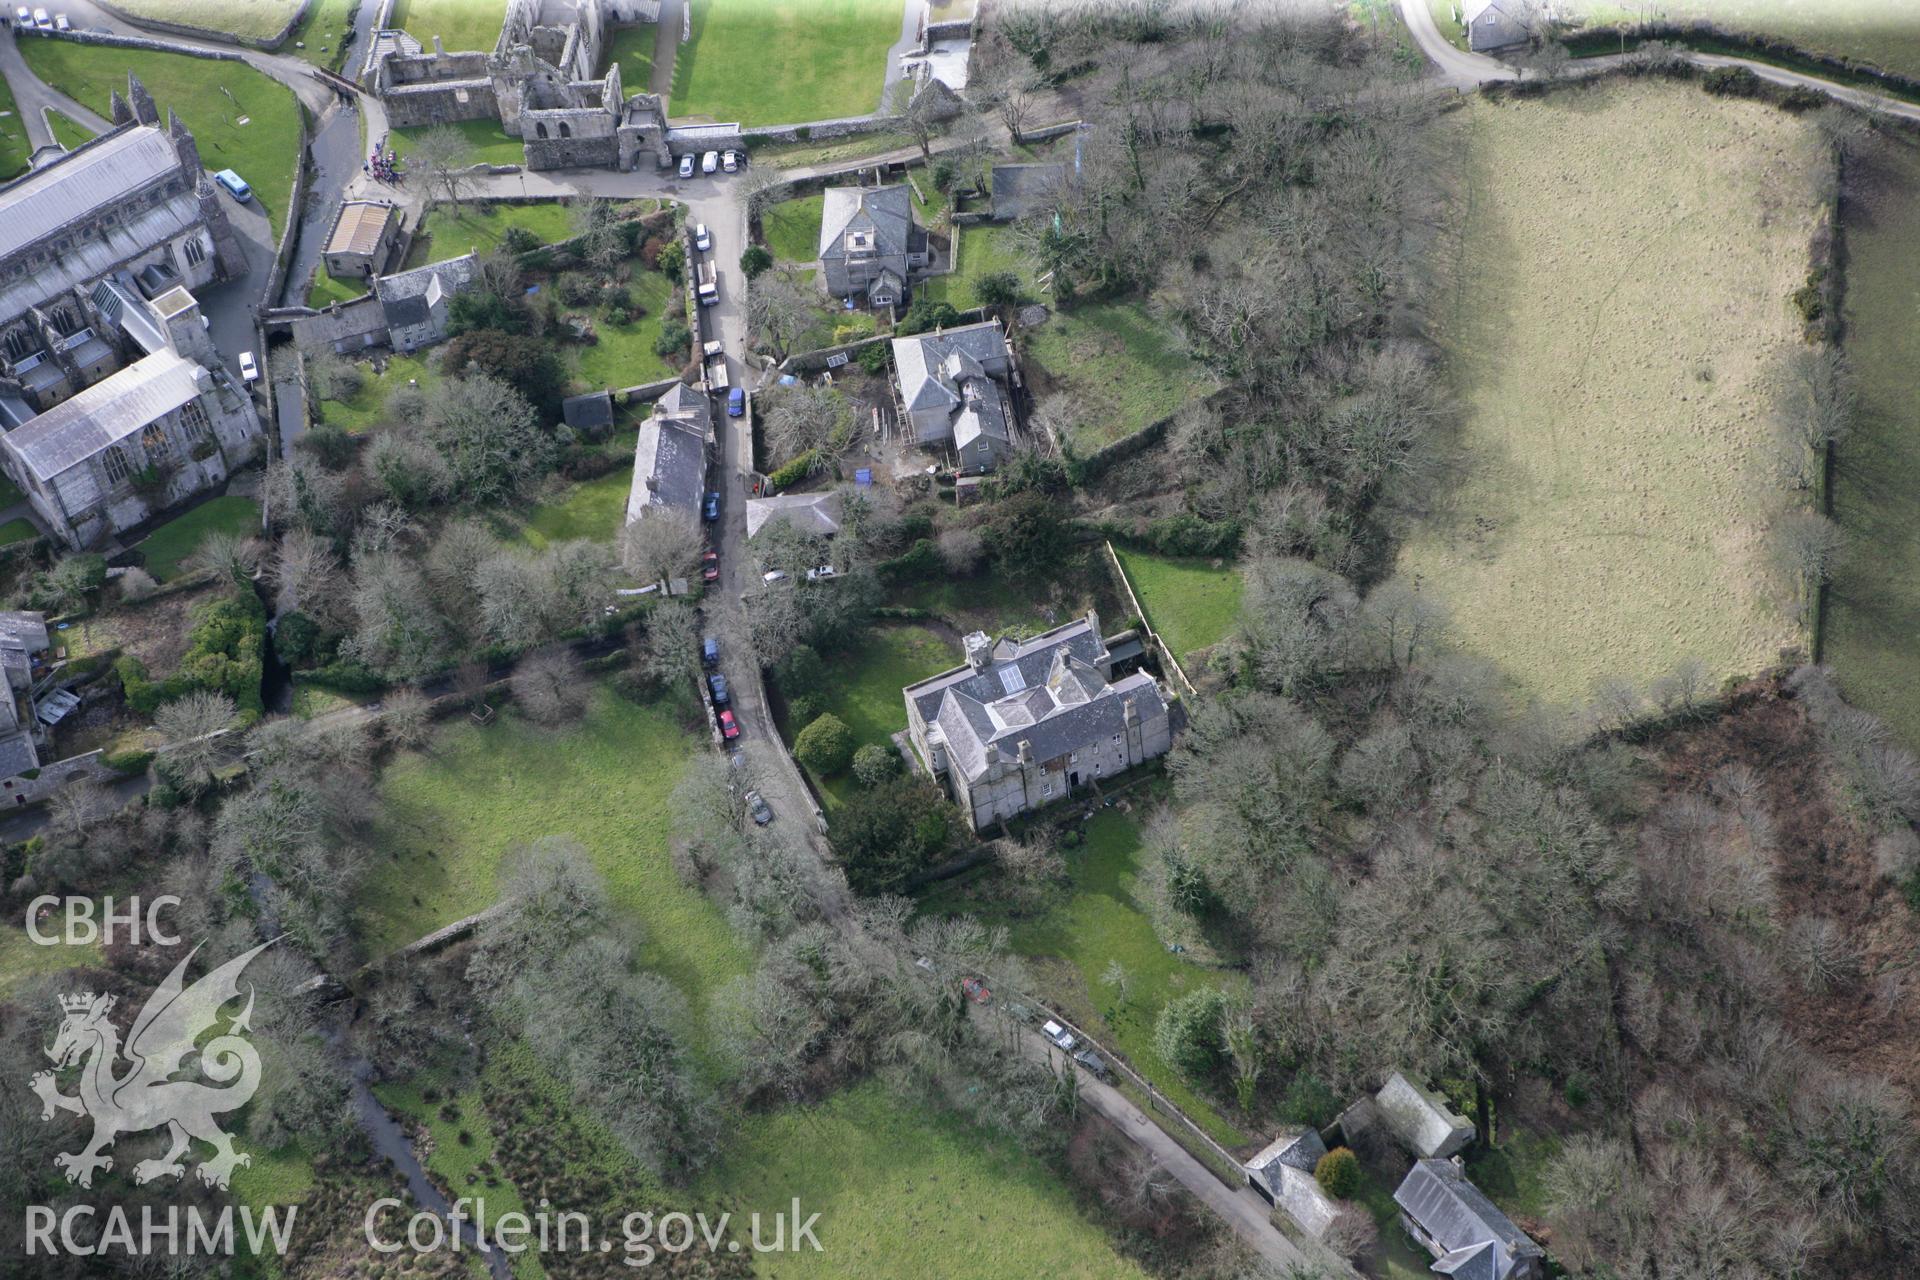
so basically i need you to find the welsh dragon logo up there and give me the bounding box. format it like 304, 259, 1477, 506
31, 940, 273, 1191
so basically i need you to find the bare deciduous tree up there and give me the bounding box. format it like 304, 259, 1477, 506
510, 645, 589, 727
745, 269, 816, 363
408, 125, 478, 208
154, 690, 237, 795
620, 509, 704, 585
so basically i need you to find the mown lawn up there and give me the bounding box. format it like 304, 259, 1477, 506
405, 198, 573, 267
45, 109, 94, 151
603, 22, 657, 93
0, 519, 37, 548
1022, 303, 1209, 451
391, 117, 527, 172
774, 623, 950, 808
698, 1080, 1145, 1280
315, 352, 438, 434
763, 193, 824, 264
106, 0, 301, 42
1827, 130, 1920, 749
394, 0, 505, 54
137, 497, 261, 581
512, 466, 632, 549
305, 267, 368, 309
922, 223, 1032, 310
0, 67, 32, 181
928, 808, 1249, 1148
1113, 548, 1243, 664
285, 0, 361, 70
670, 0, 900, 126
569, 268, 678, 390
361, 688, 752, 1025
22, 41, 303, 237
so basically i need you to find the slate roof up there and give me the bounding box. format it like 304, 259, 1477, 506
746, 489, 841, 539
1395, 1160, 1543, 1280
1246, 1128, 1328, 1192
3, 350, 205, 482
326, 200, 398, 258
627, 414, 706, 521
654, 380, 711, 431
909, 617, 1169, 783
563, 390, 614, 431
0, 611, 50, 655
0, 729, 36, 780
1378, 1072, 1475, 1160
818, 185, 915, 261
374, 252, 479, 329
0, 126, 181, 265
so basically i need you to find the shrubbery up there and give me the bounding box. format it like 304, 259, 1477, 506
794, 713, 855, 775
1314, 1147, 1361, 1199
1153, 986, 1227, 1080
766, 451, 817, 491
115, 588, 266, 717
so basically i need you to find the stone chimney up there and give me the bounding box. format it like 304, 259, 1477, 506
1123, 697, 1138, 726
1086, 607, 1102, 640
983, 741, 999, 769
963, 630, 992, 673
433, 34, 444, 55
1017, 739, 1033, 765
127, 73, 158, 127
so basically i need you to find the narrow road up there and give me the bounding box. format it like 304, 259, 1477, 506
0, 27, 112, 152
1395, 0, 1920, 123
1008, 1023, 1335, 1276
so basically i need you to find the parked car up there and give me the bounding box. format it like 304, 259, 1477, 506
237, 351, 259, 383
52, 11, 67, 29
805, 565, 837, 581
1073, 1049, 1113, 1082
722, 150, 740, 173
702, 636, 720, 668
719, 709, 740, 741
744, 789, 772, 826
677, 154, 695, 178
13, 8, 28, 27
1041, 1020, 1077, 1052
214, 169, 252, 202
701, 550, 720, 583
761, 569, 789, 584
702, 491, 720, 522
707, 672, 730, 707
727, 386, 745, 418
32, 8, 50, 29
701, 150, 719, 175
694, 222, 711, 252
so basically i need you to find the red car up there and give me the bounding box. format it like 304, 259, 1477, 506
702, 551, 720, 583
719, 709, 740, 740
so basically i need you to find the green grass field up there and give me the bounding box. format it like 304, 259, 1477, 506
698, 1081, 1145, 1279
362, 689, 752, 1021
569, 268, 678, 390
1398, 81, 1818, 711
136, 497, 261, 581
1825, 131, 1920, 749
391, 117, 527, 171
1565, 0, 1920, 81
1112, 549, 1242, 664
45, 109, 94, 151
763, 193, 825, 264
0, 924, 101, 998
0, 518, 37, 548
669, 0, 900, 126
305, 267, 368, 309
924, 807, 1249, 1147
777, 623, 952, 805
406, 199, 574, 267
394, 0, 505, 53
105, 0, 301, 42
1022, 303, 1210, 452
285, 0, 361, 70
316, 352, 438, 434
0, 69, 32, 182
603, 22, 658, 94
922, 223, 1033, 310
21, 41, 303, 237
513, 466, 632, 549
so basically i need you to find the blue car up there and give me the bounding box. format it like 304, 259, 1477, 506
707, 673, 730, 707
727, 386, 745, 418
703, 491, 720, 521
214, 169, 251, 202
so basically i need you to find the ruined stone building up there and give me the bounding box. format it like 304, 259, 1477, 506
366, 0, 672, 172
0, 74, 262, 549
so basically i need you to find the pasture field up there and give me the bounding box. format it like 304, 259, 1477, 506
109, 0, 300, 43
1825, 131, 1920, 748
394, 0, 506, 54
1564, 1, 1920, 82
670, 0, 900, 126
1396, 80, 1821, 709
21, 41, 303, 236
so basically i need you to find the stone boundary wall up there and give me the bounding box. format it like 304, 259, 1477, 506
924, 19, 973, 43
263, 114, 315, 306
40, 25, 252, 63
90, 0, 312, 51
739, 112, 905, 148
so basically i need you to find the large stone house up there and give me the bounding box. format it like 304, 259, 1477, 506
904, 613, 1173, 831
625, 383, 709, 562
891, 320, 1018, 473
1462, 0, 1529, 51
375, 253, 481, 352
819, 185, 929, 306
0, 80, 262, 549
1395, 1158, 1545, 1280
365, 0, 675, 172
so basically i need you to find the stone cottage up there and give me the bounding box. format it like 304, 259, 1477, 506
890, 320, 1018, 473
904, 613, 1173, 831
819, 185, 929, 306
1395, 1158, 1545, 1280
322, 199, 403, 281
374, 253, 481, 352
